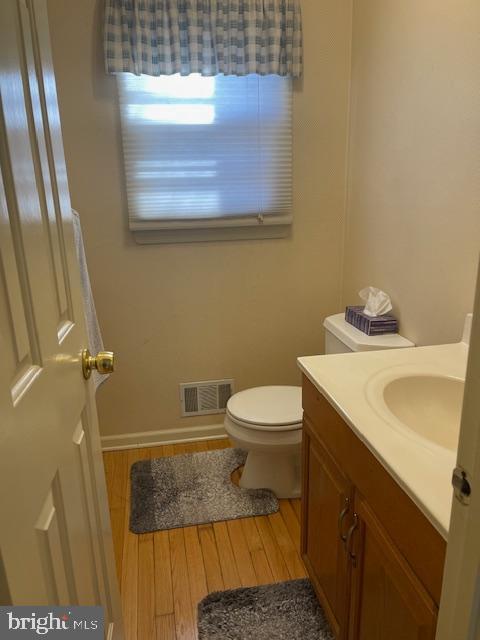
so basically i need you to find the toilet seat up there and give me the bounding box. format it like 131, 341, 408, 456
226, 411, 302, 432
226, 385, 302, 432
225, 413, 302, 447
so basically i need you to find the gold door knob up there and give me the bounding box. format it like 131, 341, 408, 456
82, 348, 115, 379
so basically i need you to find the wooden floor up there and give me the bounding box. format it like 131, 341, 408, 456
103, 438, 306, 640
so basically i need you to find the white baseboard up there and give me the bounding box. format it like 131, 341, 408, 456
101, 423, 227, 451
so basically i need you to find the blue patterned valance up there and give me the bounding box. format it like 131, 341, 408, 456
104, 1, 303, 77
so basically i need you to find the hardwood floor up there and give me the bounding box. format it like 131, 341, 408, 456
103, 439, 306, 640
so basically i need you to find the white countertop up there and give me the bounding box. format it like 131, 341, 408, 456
298, 342, 468, 539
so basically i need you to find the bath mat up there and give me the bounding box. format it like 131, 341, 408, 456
197, 579, 334, 640
130, 448, 279, 533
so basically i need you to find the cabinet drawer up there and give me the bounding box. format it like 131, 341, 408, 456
303, 374, 337, 432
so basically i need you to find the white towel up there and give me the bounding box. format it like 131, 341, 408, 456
72, 209, 109, 389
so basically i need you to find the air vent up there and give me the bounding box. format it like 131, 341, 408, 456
180, 379, 235, 417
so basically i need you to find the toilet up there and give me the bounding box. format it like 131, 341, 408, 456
225, 313, 414, 498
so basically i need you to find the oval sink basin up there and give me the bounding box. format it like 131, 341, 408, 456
383, 375, 464, 451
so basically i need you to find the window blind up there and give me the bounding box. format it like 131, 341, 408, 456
117, 74, 293, 233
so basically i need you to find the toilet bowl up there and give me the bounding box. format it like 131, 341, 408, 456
224, 386, 302, 499
226, 313, 415, 499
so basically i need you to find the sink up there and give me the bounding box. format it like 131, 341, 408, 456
382, 375, 464, 451
367, 371, 465, 452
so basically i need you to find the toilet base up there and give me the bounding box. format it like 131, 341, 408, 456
239, 450, 301, 499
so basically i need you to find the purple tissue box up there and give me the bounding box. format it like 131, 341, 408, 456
345, 306, 398, 336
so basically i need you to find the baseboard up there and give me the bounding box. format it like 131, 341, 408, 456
101, 423, 227, 451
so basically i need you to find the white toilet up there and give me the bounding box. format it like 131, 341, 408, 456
225, 312, 414, 498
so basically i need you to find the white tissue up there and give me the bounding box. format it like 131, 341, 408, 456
359, 286, 392, 317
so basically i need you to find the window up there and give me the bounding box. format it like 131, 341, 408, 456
117, 74, 292, 243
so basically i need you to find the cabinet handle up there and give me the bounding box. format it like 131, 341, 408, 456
338, 497, 350, 543
345, 513, 359, 566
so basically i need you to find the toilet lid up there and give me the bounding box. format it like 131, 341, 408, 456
226, 386, 302, 429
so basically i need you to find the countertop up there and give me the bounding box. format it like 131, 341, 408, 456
298, 342, 468, 539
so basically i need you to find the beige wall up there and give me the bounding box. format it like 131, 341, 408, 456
47, 1, 353, 438
342, 0, 480, 346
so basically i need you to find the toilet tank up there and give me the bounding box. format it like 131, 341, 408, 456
323, 313, 415, 354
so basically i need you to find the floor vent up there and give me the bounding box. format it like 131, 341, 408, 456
180, 379, 235, 417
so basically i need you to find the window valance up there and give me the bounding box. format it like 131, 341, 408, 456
104, 0, 303, 77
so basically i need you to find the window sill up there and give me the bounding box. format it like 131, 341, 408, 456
132, 224, 291, 244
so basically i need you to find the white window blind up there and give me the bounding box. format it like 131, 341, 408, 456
117, 74, 292, 239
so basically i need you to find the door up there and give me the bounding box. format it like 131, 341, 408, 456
348, 493, 437, 640
302, 421, 353, 638
436, 259, 480, 640
0, 0, 122, 636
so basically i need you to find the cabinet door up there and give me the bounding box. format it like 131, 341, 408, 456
348, 494, 438, 640
302, 423, 353, 638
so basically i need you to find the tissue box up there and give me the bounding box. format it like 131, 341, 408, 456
345, 306, 398, 336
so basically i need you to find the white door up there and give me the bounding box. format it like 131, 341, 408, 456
0, 1, 123, 637
436, 257, 480, 640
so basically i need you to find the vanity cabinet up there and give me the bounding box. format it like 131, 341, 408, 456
348, 494, 437, 640
301, 427, 353, 637
301, 375, 446, 640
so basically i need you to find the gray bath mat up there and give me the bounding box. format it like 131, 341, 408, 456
197, 579, 334, 640
130, 448, 279, 533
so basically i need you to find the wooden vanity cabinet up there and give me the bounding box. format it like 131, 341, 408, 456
301, 426, 353, 637
348, 494, 437, 640
301, 375, 446, 640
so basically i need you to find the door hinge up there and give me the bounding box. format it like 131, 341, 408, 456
452, 467, 471, 505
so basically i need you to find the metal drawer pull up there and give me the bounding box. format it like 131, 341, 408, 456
345, 513, 359, 565
338, 497, 350, 543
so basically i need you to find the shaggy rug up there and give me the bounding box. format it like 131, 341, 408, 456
130, 448, 279, 533
197, 579, 334, 640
